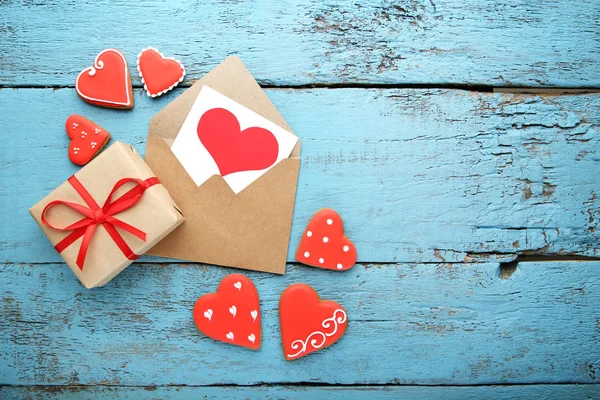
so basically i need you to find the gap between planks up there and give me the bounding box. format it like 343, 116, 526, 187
7, 257, 600, 281
497, 255, 600, 279
2, 83, 600, 94
2, 382, 600, 388
4, 257, 600, 266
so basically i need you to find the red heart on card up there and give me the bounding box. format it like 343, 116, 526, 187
192, 274, 261, 350
76, 48, 133, 109
295, 209, 357, 271
280, 284, 348, 360
65, 115, 111, 166
197, 108, 279, 176
137, 47, 185, 97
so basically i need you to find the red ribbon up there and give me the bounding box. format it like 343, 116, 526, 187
42, 175, 160, 270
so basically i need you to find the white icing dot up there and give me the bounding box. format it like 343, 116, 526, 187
343, 245, 349, 252
337, 263, 343, 269
307, 231, 312, 237
327, 219, 333, 225
323, 236, 329, 243
319, 258, 324, 264
304, 251, 310, 258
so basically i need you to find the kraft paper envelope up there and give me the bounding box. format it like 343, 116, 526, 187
144, 56, 301, 274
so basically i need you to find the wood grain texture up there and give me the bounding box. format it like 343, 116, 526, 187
2, 3, 599, 393
2, 384, 600, 400
0, 88, 597, 263
1, 0, 599, 87
1, 262, 599, 386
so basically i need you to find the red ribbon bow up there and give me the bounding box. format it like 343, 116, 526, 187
42, 175, 160, 270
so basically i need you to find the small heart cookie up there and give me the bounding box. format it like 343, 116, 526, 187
192, 274, 261, 350
280, 283, 348, 360
76, 48, 134, 109
65, 115, 111, 165
137, 47, 185, 98
296, 209, 357, 271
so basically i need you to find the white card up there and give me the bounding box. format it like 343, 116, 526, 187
170, 85, 298, 194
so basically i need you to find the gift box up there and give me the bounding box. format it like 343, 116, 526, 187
30, 141, 185, 288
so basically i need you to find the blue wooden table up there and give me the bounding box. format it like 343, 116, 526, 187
1, 1, 599, 399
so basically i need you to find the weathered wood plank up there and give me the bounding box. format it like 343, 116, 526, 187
1, 0, 599, 87
1, 262, 599, 385
2, 384, 599, 400
0, 88, 597, 263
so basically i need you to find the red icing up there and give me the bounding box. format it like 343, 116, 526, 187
197, 108, 279, 176
137, 47, 185, 97
76, 49, 133, 109
65, 115, 110, 166
193, 274, 261, 350
279, 284, 348, 360
295, 209, 357, 271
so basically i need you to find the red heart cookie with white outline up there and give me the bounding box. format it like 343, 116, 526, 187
192, 274, 261, 350
137, 47, 185, 98
295, 209, 357, 271
65, 115, 111, 166
197, 108, 279, 176
280, 283, 348, 360
76, 48, 134, 109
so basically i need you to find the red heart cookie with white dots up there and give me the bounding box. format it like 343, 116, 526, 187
280, 283, 348, 360
295, 209, 357, 271
65, 115, 111, 166
137, 47, 185, 98
76, 48, 134, 109
192, 274, 261, 350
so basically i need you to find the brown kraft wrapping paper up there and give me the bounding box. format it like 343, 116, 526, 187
144, 56, 301, 274
30, 141, 185, 288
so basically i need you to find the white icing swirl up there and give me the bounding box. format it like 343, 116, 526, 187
287, 309, 347, 359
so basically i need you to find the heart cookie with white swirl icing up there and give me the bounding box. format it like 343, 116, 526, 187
279, 283, 348, 360
76, 48, 134, 109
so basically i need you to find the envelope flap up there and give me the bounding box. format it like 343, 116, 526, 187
149, 56, 295, 145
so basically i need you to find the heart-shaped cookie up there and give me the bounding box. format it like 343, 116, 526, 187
296, 209, 357, 271
137, 47, 185, 98
192, 274, 261, 350
280, 283, 348, 360
76, 48, 134, 109
65, 115, 111, 165
197, 108, 279, 176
